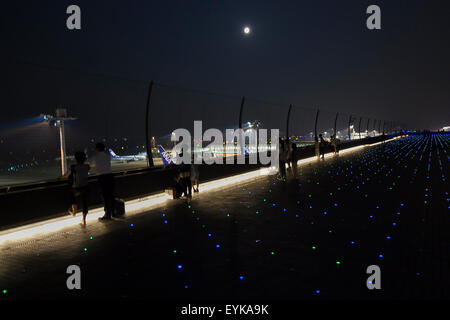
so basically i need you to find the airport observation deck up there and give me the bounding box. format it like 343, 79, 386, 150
0, 133, 448, 300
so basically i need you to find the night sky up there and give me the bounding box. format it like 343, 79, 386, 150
0, 0, 449, 131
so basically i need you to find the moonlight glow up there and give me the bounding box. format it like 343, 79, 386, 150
243, 26, 251, 34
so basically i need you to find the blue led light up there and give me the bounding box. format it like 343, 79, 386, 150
239, 276, 244, 280
216, 244, 220, 248
178, 265, 182, 269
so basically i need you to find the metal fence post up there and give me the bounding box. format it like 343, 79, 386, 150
286, 104, 292, 139
348, 115, 352, 140
358, 117, 362, 140
145, 80, 155, 167
334, 112, 339, 137
238, 96, 246, 156
314, 109, 320, 158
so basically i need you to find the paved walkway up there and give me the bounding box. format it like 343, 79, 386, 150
0, 134, 449, 300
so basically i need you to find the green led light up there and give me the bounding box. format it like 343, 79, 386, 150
336, 261, 341, 265
89, 236, 93, 240
312, 246, 316, 250
173, 250, 177, 254
2, 289, 7, 294
83, 248, 87, 252
270, 251, 275, 255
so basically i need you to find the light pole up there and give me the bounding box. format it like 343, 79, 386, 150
42, 108, 77, 175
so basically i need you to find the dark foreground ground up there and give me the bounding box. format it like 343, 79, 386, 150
0, 134, 448, 301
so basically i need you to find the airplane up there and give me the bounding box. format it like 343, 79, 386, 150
157, 145, 175, 165
108, 149, 147, 163
156, 144, 250, 164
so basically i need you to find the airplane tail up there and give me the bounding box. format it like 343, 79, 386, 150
157, 145, 174, 165
108, 148, 119, 158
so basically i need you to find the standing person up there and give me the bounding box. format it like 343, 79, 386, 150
62, 151, 90, 225
319, 134, 326, 160
190, 154, 200, 193
177, 152, 192, 200
335, 135, 341, 155
330, 134, 338, 155
278, 138, 287, 179
89, 142, 115, 220
290, 143, 298, 178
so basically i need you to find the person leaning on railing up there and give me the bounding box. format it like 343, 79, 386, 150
89, 142, 115, 221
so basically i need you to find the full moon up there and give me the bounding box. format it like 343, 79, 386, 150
243, 26, 251, 34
